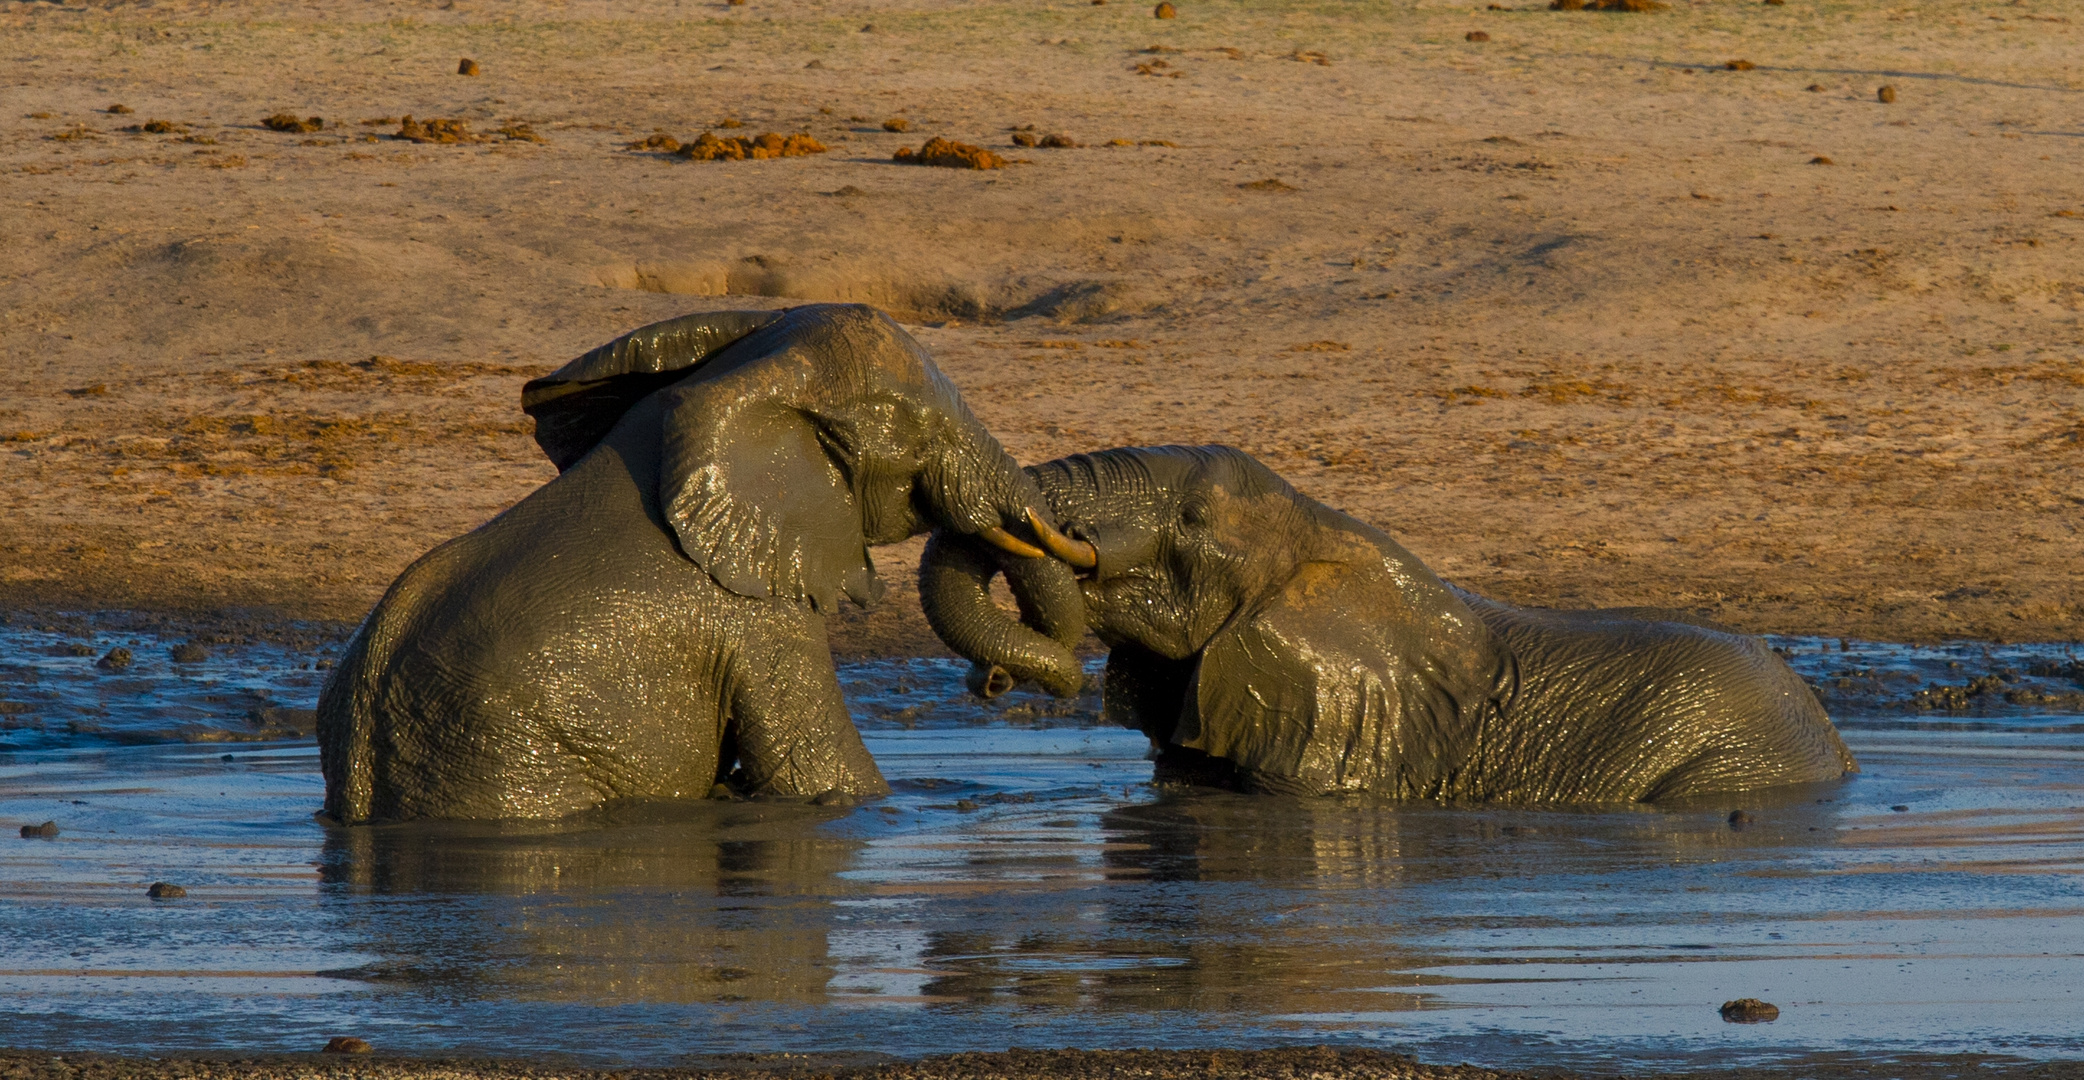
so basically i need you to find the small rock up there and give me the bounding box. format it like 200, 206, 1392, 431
1154, 1, 1177, 16
1039, 132, 1079, 148
1720, 998, 1780, 1023
708, 783, 740, 801
1806, 83, 1827, 91
106, 103, 133, 114
804, 59, 825, 69
322, 1037, 372, 1054
1763, 0, 1785, 5
1728, 809, 1755, 827
1011, 131, 1039, 147
19, 821, 59, 838
95, 647, 133, 671
146, 882, 186, 900
457, 57, 480, 76
882, 117, 910, 133
812, 789, 855, 808
222, 754, 235, 762
1726, 59, 1756, 70
1466, 30, 1491, 41
1877, 85, 1897, 103
1891, 804, 1910, 812
66, 643, 95, 657
1809, 155, 1834, 165
955, 799, 979, 812
169, 642, 208, 664
859, 23, 876, 32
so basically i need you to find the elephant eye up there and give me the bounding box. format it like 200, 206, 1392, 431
1178, 499, 1209, 528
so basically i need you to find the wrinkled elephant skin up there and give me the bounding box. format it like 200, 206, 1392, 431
317, 304, 1085, 823
922, 445, 1856, 803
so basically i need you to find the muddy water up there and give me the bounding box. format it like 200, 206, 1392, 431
0, 618, 2079, 1070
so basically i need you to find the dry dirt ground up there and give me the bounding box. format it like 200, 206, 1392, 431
3, 0, 2081, 653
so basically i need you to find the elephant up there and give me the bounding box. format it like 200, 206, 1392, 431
317, 303, 1090, 824
919, 444, 1857, 803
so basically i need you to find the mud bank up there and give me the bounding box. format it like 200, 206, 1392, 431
0, 1047, 2077, 1080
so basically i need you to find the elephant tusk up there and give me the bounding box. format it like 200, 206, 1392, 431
978, 525, 1047, 561
1025, 507, 1098, 570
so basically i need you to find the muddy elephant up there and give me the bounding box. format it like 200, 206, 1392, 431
318, 304, 1088, 823
920, 445, 1856, 802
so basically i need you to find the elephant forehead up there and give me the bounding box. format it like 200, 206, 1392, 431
1207, 485, 1302, 544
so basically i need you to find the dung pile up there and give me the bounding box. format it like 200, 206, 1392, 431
676, 131, 828, 161
894, 137, 1006, 169
396, 115, 483, 143
1550, 0, 1668, 9
261, 113, 324, 133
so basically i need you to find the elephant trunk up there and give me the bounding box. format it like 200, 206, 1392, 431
919, 403, 1087, 647
919, 531, 1084, 698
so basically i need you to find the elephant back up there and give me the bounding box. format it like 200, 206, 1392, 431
1459, 597, 1855, 801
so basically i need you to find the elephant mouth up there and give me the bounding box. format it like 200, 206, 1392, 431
974, 508, 1098, 572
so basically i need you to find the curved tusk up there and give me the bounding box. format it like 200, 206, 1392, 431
978, 525, 1047, 561
1026, 507, 1098, 570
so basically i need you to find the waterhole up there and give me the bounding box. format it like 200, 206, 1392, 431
0, 617, 2078, 1070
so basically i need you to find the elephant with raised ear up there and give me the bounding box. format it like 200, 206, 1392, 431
921, 445, 1856, 802
317, 304, 1090, 823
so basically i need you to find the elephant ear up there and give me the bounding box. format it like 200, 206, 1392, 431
1173, 561, 1480, 797
521, 309, 783, 471
654, 378, 878, 615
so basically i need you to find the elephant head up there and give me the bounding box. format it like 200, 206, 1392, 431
520, 304, 1088, 656
921, 445, 1506, 796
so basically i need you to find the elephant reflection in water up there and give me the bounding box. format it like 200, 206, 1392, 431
903, 788, 1846, 1017
318, 804, 859, 1005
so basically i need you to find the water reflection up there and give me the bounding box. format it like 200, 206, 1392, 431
318, 802, 863, 1005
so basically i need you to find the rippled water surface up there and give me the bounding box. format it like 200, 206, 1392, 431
1, 617, 2079, 1070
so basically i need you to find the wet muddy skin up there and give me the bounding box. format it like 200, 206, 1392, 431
1, 616, 2081, 1073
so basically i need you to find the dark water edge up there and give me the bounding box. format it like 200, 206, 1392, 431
2, 614, 2081, 1071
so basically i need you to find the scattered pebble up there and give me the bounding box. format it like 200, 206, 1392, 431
1466, 30, 1492, 41
1806, 83, 1828, 91
804, 59, 825, 69
708, 783, 740, 801
1728, 809, 1755, 827
322, 1037, 372, 1055
1720, 998, 1780, 1023
1154, 1, 1177, 17
1012, 131, 1039, 147
1809, 155, 1834, 165
106, 103, 132, 114
1238, 177, 1295, 191
457, 57, 480, 76
893, 137, 1007, 169
1891, 804, 1910, 812
1726, 59, 1756, 70
882, 117, 911, 133
169, 642, 207, 664
65, 643, 95, 657
19, 821, 59, 838
95, 647, 133, 671
1039, 132, 1079, 148
261, 113, 324, 133
146, 882, 186, 900
1877, 84, 1897, 103
954, 798, 979, 812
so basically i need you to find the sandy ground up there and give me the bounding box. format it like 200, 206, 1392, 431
3, 1048, 2079, 1080
2, 0, 2082, 653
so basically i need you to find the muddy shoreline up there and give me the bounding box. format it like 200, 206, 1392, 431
2, 1047, 2078, 1080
